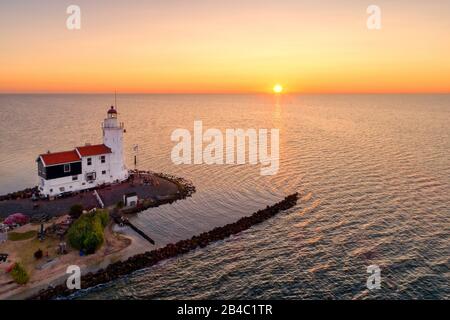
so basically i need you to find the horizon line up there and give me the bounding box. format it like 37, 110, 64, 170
1, 91, 450, 95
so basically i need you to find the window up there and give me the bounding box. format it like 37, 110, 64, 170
50, 189, 53, 193
72, 175, 78, 181
64, 164, 71, 173
59, 187, 65, 192
86, 172, 96, 181
102, 170, 106, 175
100, 155, 106, 163
87, 158, 92, 165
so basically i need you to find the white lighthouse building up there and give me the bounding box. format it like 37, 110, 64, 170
103, 106, 128, 181
37, 106, 128, 197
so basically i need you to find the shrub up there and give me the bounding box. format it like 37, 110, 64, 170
82, 223, 104, 254
97, 210, 109, 228
69, 204, 83, 219
34, 249, 43, 260
10, 263, 30, 285
67, 211, 108, 254
116, 201, 124, 209
4, 213, 29, 226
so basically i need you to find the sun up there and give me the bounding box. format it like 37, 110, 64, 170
273, 84, 283, 94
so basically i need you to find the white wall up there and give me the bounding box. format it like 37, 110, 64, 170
40, 153, 118, 196
81, 153, 113, 184
103, 125, 128, 182
40, 174, 84, 196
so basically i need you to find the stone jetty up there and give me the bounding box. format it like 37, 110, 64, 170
30, 192, 298, 300
0, 187, 38, 202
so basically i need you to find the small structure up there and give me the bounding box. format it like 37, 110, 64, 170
123, 192, 138, 207
0, 224, 8, 243
58, 242, 67, 255
0, 231, 7, 244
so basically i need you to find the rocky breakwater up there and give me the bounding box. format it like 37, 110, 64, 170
31, 192, 299, 300
0, 186, 38, 202
121, 171, 196, 215
154, 172, 196, 198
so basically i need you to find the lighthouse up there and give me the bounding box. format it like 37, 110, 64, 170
103, 106, 128, 182
36, 105, 128, 197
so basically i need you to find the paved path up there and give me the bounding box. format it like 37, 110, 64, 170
98, 177, 178, 207
0, 176, 178, 219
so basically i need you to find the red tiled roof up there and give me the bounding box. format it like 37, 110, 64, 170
40, 150, 81, 166
76, 144, 112, 157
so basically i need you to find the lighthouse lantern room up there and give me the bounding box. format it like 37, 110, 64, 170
36, 106, 128, 197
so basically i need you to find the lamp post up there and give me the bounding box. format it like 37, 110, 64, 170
133, 144, 139, 171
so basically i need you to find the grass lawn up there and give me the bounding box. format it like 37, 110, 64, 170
18, 237, 65, 271
2, 236, 70, 277
8, 230, 37, 241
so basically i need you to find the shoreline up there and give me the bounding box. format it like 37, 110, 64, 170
0, 187, 38, 202
30, 192, 299, 300
1, 221, 136, 300
0, 171, 196, 300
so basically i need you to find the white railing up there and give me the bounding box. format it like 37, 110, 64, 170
102, 122, 124, 129
93, 190, 105, 209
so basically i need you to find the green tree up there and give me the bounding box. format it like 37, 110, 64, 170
97, 209, 109, 228
82, 221, 104, 254
67, 211, 108, 254
10, 263, 30, 285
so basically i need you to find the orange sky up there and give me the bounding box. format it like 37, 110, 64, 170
1, 1, 449, 94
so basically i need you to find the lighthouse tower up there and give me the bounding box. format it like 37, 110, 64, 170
103, 106, 128, 182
